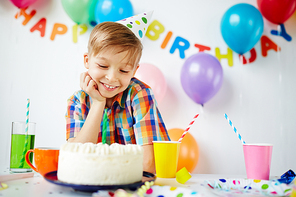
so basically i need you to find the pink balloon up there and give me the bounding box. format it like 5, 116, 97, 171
135, 63, 167, 103
10, 0, 38, 8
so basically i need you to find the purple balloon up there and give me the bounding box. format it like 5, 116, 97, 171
181, 52, 223, 105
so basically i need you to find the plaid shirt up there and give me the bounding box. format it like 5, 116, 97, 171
65, 78, 170, 145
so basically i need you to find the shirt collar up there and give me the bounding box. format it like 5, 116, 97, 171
88, 90, 125, 109
110, 78, 134, 109
111, 91, 126, 109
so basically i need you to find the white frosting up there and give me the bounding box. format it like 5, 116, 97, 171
57, 143, 144, 185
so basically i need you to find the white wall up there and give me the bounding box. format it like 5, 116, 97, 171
1, 0, 296, 176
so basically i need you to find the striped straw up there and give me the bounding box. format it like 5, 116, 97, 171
178, 114, 199, 142
19, 99, 30, 168
224, 113, 246, 144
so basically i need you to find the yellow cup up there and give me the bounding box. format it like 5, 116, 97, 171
153, 141, 180, 178
291, 180, 296, 197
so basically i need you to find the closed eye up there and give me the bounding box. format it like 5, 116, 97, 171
120, 70, 129, 73
98, 64, 108, 68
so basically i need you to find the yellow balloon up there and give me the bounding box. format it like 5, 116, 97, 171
168, 128, 199, 173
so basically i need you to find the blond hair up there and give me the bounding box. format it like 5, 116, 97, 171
87, 22, 143, 67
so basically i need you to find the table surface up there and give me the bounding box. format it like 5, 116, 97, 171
0, 168, 292, 197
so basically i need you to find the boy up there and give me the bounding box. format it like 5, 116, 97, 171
65, 12, 170, 173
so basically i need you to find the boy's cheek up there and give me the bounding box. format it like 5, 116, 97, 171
88, 69, 101, 80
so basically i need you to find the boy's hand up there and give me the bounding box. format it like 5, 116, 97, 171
80, 72, 106, 103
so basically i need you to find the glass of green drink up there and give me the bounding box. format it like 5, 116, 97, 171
10, 121, 36, 172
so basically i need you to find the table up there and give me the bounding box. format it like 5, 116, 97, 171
0, 169, 293, 197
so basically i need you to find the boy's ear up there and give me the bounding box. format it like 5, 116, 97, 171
133, 64, 140, 77
84, 53, 89, 69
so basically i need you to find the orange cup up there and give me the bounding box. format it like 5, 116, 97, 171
25, 147, 59, 176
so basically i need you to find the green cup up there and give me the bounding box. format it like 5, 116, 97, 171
10, 122, 36, 172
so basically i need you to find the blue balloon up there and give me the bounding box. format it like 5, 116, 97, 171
221, 3, 264, 55
95, 0, 133, 23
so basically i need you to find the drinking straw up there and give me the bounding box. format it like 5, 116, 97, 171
178, 114, 199, 142
224, 113, 246, 144
102, 109, 108, 144
19, 99, 30, 168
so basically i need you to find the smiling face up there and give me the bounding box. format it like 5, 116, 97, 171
84, 46, 139, 103
85, 22, 142, 106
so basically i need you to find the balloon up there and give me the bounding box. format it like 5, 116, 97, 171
181, 52, 223, 106
168, 128, 199, 173
95, 0, 133, 23
257, 0, 296, 24
135, 63, 167, 103
9, 0, 38, 8
88, 0, 99, 26
61, 0, 97, 25
221, 3, 264, 55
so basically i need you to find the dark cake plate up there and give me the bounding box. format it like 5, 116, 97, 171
44, 171, 156, 192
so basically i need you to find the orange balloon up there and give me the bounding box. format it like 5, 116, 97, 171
168, 128, 199, 173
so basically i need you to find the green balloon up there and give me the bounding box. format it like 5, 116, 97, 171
88, 0, 99, 26
61, 0, 98, 25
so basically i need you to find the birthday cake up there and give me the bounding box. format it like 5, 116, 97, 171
57, 142, 144, 185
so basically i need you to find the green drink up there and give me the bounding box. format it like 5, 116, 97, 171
10, 122, 36, 172
10, 134, 35, 171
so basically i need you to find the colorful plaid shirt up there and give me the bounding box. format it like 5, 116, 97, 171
65, 77, 170, 145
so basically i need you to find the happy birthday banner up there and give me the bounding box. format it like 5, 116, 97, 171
15, 7, 285, 67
